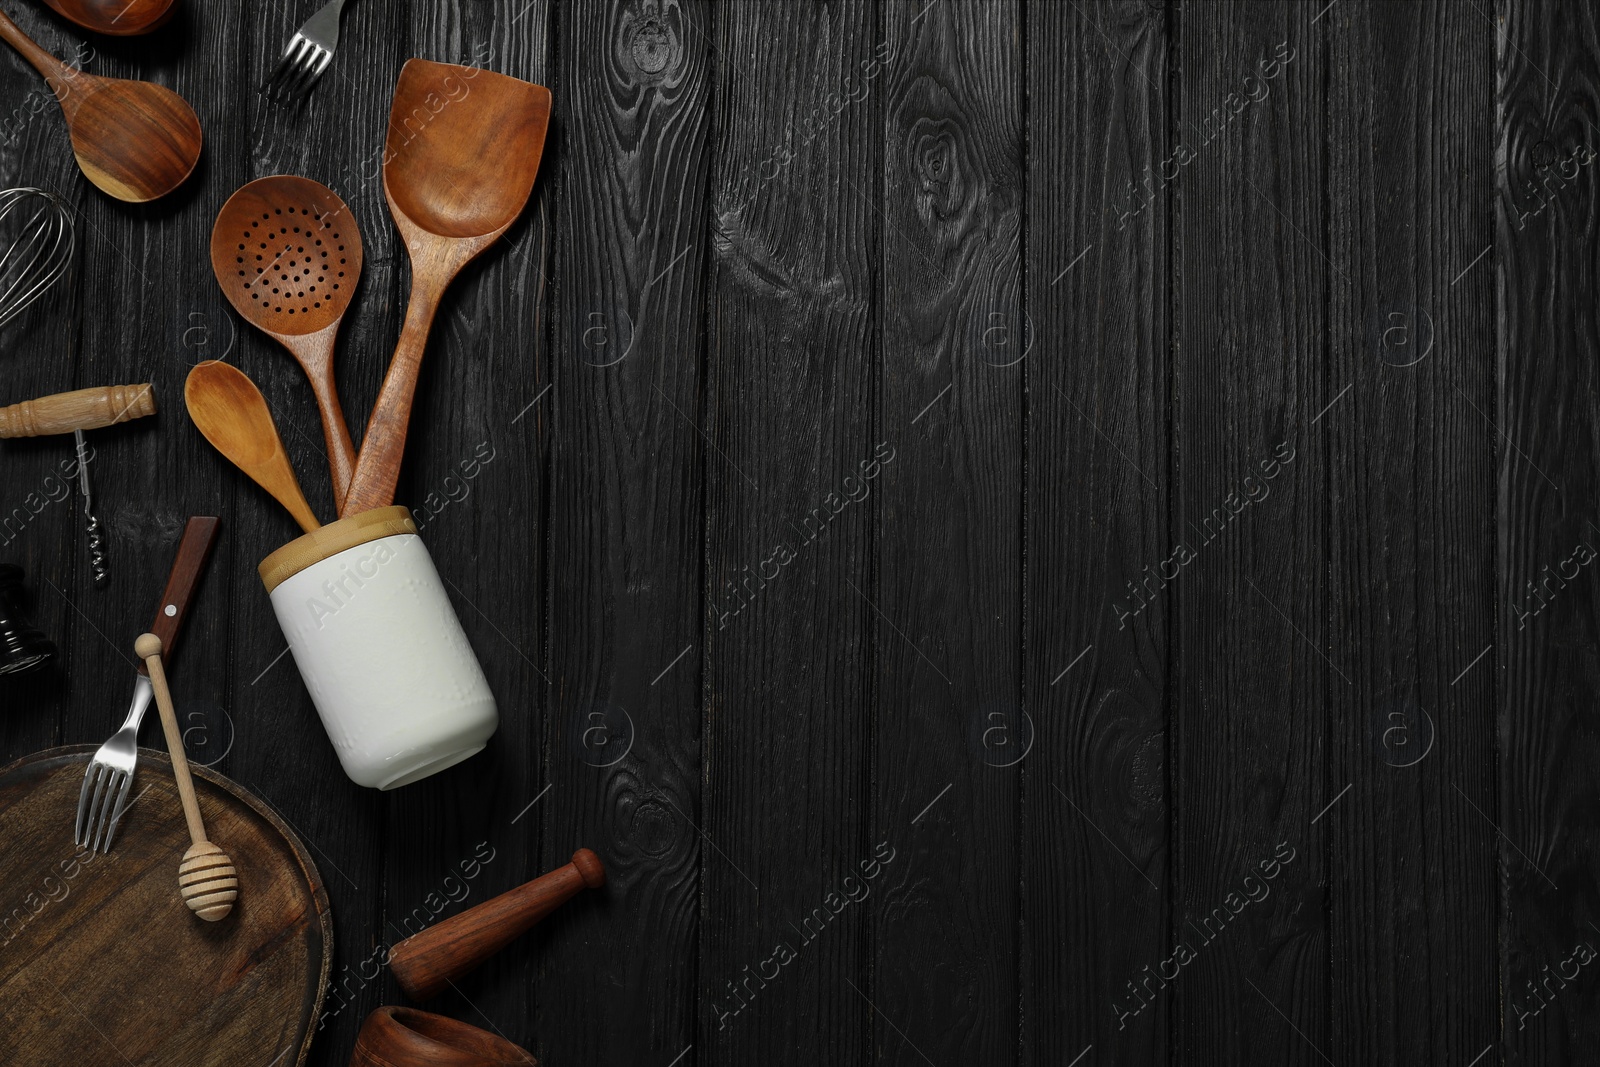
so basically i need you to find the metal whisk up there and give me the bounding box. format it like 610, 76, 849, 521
0, 187, 73, 330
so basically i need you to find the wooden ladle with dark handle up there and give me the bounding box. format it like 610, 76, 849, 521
0, 8, 200, 202
340, 59, 551, 516
40, 0, 176, 36
211, 176, 363, 512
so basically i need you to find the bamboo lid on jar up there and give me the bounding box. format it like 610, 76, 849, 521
258, 505, 417, 594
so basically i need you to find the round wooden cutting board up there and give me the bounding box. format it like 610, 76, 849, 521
0, 746, 332, 1066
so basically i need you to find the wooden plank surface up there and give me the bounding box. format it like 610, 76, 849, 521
1324, 3, 1498, 1064
1170, 3, 1329, 1063
539, 1, 711, 1065
1022, 2, 1171, 1065
1496, 0, 1600, 1063
376, 0, 554, 1052
0, 2, 1589, 1065
872, 1, 1021, 1064
701, 2, 874, 1065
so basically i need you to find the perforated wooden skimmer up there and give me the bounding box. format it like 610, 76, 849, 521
210, 175, 364, 512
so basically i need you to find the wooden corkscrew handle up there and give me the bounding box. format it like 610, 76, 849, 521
0, 383, 156, 438
388, 848, 605, 1001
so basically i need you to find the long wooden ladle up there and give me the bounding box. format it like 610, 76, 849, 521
185, 360, 321, 533
41, 0, 176, 36
0, 8, 200, 202
211, 176, 363, 512
340, 59, 550, 516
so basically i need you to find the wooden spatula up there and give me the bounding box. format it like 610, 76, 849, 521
340, 60, 551, 516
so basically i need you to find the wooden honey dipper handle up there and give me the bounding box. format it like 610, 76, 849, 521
0, 383, 155, 438
389, 849, 605, 1001
136, 632, 237, 922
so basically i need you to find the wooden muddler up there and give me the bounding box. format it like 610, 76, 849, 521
388, 848, 605, 1000
0, 383, 154, 438
136, 632, 238, 921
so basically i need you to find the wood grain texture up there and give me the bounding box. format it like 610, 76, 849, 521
0, 3, 1592, 1064
1171, 3, 1328, 1063
0, 382, 154, 438
0, 746, 330, 1067
540, 2, 710, 1065
380, 2, 553, 1052
1022, 2, 1171, 1064
0, 0, 97, 771
236, 2, 405, 1059
872, 1, 1021, 1064
1323, 4, 1498, 1064
702, 1, 875, 1064
1496, 0, 1600, 1062
340, 58, 551, 516
0, 8, 200, 203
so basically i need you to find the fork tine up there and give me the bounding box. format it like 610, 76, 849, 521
283, 44, 330, 102
99, 772, 135, 853
80, 764, 110, 850
91, 772, 124, 853
74, 762, 102, 846
262, 35, 310, 102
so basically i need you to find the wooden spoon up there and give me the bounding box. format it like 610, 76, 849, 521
0, 9, 200, 202
40, 0, 176, 36
211, 176, 362, 512
185, 360, 320, 533
340, 59, 551, 516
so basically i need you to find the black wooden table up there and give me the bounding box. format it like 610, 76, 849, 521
0, 1, 1591, 1064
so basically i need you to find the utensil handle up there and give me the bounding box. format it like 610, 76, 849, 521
388, 849, 605, 1001
307, 357, 356, 513
138, 516, 220, 676
0, 10, 68, 86
341, 278, 442, 516
136, 634, 208, 846
0, 384, 156, 438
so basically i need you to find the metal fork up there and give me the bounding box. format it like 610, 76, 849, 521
74, 674, 152, 853
261, 0, 349, 105
74, 516, 221, 853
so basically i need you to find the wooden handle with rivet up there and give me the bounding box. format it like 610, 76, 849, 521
136, 631, 237, 922
388, 848, 605, 1000
0, 384, 156, 438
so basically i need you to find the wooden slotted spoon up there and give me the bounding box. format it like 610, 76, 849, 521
211, 176, 362, 512
340, 59, 551, 516
40, 0, 176, 36
0, 8, 200, 202
185, 360, 320, 533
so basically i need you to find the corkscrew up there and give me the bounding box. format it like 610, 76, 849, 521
0, 383, 157, 586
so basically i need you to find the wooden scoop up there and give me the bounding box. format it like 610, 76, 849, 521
211, 176, 362, 512
40, 0, 176, 36
0, 9, 199, 202
340, 59, 551, 516
388, 848, 603, 1001
185, 360, 320, 533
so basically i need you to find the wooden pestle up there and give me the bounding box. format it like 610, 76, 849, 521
0, 383, 155, 438
388, 848, 604, 1000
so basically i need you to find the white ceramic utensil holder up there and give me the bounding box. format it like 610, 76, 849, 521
259, 506, 497, 789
